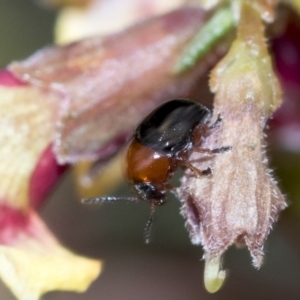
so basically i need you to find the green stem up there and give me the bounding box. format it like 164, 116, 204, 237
173, 6, 235, 73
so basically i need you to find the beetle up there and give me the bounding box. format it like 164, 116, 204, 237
83, 99, 230, 242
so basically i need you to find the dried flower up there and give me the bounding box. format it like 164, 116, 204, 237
178, 1, 287, 293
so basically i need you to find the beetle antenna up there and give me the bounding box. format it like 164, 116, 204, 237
144, 203, 156, 244
82, 196, 140, 204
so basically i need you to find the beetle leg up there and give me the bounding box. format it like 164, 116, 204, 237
209, 113, 222, 130
211, 146, 232, 153
181, 160, 212, 177
195, 114, 223, 140
193, 148, 214, 154
193, 146, 232, 155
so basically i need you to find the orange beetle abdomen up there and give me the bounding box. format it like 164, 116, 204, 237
125, 139, 173, 184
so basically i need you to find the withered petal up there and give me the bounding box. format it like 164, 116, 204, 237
9, 7, 212, 164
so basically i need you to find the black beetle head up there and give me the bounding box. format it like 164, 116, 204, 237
133, 183, 166, 206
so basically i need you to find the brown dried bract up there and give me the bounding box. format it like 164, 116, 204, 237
178, 1, 286, 269
179, 101, 286, 268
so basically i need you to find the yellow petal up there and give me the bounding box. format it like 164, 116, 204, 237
0, 84, 59, 210
55, 0, 189, 44
0, 211, 101, 300
197, 0, 221, 10
73, 153, 124, 198
288, 0, 300, 15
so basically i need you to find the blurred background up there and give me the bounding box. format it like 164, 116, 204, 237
1, 1, 300, 299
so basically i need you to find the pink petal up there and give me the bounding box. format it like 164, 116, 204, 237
0, 205, 28, 245
0, 69, 27, 87
29, 145, 68, 209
